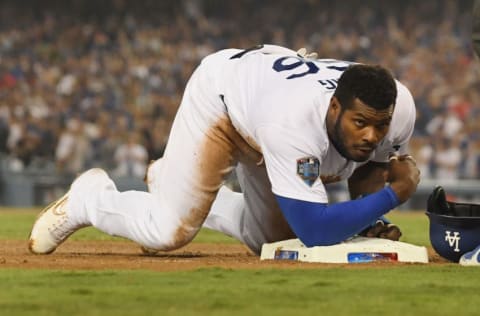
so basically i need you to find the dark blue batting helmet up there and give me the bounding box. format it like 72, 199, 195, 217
426, 186, 480, 263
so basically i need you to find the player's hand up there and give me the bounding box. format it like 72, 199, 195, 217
387, 154, 420, 203
359, 220, 402, 241
297, 47, 318, 59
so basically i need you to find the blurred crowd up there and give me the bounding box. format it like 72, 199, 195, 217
0, 0, 478, 181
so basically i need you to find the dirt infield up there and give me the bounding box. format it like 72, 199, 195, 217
0, 240, 450, 271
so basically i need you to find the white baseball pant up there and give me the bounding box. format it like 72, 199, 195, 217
74, 50, 294, 254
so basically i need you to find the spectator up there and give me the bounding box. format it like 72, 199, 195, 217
55, 118, 91, 175
434, 137, 462, 181
113, 132, 148, 178
0, 0, 477, 180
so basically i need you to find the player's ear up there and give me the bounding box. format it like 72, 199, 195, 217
329, 97, 342, 115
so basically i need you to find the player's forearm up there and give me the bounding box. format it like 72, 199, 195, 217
275, 187, 400, 247
348, 162, 387, 199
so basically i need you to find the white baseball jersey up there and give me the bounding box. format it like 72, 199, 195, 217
203, 45, 416, 203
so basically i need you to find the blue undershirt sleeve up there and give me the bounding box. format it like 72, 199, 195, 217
275, 186, 400, 247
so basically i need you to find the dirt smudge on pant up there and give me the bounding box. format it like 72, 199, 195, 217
171, 115, 262, 248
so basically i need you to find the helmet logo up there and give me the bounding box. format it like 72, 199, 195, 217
445, 231, 461, 252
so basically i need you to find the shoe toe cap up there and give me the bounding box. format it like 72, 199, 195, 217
28, 235, 57, 254
28, 216, 59, 255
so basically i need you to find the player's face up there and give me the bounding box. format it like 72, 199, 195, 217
328, 97, 393, 162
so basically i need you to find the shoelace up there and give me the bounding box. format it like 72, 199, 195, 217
48, 215, 78, 241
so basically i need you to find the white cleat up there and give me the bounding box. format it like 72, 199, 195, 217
459, 245, 480, 266
28, 168, 113, 255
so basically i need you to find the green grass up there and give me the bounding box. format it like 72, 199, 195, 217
0, 207, 238, 243
0, 208, 428, 245
1, 209, 479, 316
1, 267, 480, 316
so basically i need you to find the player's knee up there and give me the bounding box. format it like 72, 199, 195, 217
172, 225, 200, 249
149, 224, 199, 251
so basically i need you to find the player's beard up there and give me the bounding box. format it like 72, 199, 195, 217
329, 110, 366, 162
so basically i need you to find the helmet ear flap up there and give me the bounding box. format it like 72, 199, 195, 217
427, 186, 451, 215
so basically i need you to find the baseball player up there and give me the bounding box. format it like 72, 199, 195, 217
29, 44, 420, 256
